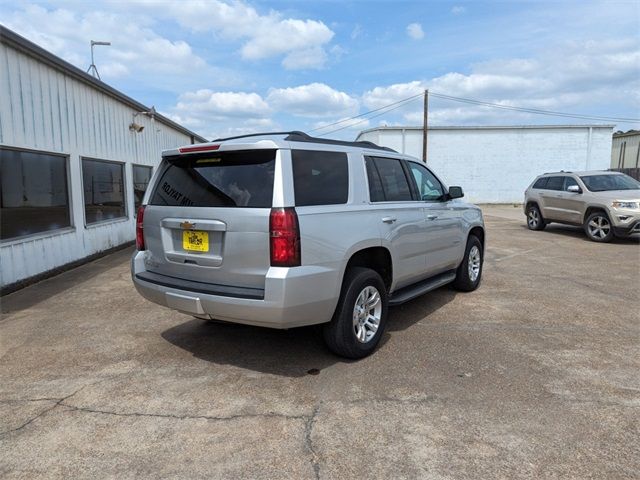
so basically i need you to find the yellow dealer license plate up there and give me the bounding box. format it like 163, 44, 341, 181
182, 230, 209, 252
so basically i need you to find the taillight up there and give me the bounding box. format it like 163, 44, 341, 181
136, 205, 146, 250
269, 207, 300, 267
178, 144, 220, 153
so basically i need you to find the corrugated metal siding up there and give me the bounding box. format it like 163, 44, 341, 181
611, 133, 640, 169
0, 42, 195, 286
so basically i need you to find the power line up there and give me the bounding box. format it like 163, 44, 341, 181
307, 91, 425, 134
316, 96, 424, 137
308, 90, 640, 138
429, 92, 640, 123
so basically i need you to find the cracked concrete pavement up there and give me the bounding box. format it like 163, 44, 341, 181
1, 205, 639, 479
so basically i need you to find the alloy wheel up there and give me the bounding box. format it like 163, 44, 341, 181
528, 209, 539, 228
588, 215, 611, 239
468, 245, 481, 282
352, 286, 382, 343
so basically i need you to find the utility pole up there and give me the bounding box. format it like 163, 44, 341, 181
422, 89, 428, 163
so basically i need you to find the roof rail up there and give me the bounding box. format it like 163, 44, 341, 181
212, 131, 397, 153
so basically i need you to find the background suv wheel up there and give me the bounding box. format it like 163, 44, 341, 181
584, 211, 614, 242
526, 204, 546, 231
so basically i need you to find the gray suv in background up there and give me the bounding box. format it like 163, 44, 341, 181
524, 171, 640, 242
132, 132, 485, 358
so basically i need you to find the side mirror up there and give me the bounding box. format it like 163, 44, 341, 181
567, 185, 582, 193
448, 186, 464, 199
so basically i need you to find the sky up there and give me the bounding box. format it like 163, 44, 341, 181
1, 0, 639, 141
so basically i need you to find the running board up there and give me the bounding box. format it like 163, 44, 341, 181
388, 270, 456, 306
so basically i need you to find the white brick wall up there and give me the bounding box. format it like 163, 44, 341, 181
357, 126, 613, 203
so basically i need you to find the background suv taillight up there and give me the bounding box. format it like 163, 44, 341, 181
269, 207, 300, 267
136, 205, 146, 250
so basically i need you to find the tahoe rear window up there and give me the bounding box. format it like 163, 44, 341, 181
150, 150, 275, 208
292, 150, 348, 206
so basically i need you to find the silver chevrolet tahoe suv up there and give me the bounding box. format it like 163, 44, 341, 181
132, 132, 485, 358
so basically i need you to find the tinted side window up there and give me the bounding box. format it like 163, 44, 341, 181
133, 165, 153, 212
82, 158, 126, 224
408, 163, 445, 201
368, 157, 412, 202
292, 150, 348, 206
365, 157, 385, 202
533, 177, 548, 189
1, 148, 71, 240
545, 176, 564, 191
564, 177, 579, 191
150, 150, 275, 208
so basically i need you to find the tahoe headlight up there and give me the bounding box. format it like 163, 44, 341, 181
612, 201, 639, 209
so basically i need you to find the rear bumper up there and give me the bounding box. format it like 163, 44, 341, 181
131, 251, 340, 329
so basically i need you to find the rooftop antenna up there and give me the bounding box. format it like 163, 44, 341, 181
86, 40, 111, 80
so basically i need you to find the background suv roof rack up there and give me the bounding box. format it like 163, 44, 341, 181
212, 131, 397, 153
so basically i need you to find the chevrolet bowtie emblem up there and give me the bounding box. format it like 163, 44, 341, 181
180, 221, 196, 230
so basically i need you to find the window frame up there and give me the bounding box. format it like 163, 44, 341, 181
563, 176, 579, 192
532, 177, 549, 189
544, 176, 565, 191
365, 156, 416, 203
131, 164, 154, 213
405, 160, 447, 202
0, 146, 74, 244
81, 156, 128, 227
291, 149, 349, 207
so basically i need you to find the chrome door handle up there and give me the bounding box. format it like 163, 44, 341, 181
382, 216, 397, 224
427, 215, 438, 221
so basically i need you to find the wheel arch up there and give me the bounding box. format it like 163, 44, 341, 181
583, 206, 609, 224
525, 200, 540, 211
343, 246, 393, 292
468, 226, 485, 249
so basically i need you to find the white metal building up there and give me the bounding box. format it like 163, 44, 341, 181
611, 130, 640, 170
0, 27, 206, 290
356, 125, 614, 203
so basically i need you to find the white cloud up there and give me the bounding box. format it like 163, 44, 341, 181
138, 0, 334, 69
406, 23, 424, 40
174, 90, 270, 119
2, 4, 210, 85
363, 81, 426, 109
267, 83, 359, 118
451, 6, 467, 15
167, 90, 275, 140
362, 37, 639, 127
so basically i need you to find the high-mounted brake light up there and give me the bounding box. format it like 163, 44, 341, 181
178, 144, 220, 153
136, 205, 146, 250
270, 208, 300, 267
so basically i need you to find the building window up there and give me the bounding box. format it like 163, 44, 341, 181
132, 165, 153, 212
1, 148, 71, 241
82, 158, 126, 224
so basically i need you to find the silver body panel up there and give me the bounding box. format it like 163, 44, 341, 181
132, 136, 484, 328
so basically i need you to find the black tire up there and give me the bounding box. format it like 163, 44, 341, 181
526, 204, 546, 231
452, 235, 483, 292
323, 267, 388, 359
584, 211, 614, 242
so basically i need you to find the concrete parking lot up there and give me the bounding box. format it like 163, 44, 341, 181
1, 205, 638, 479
